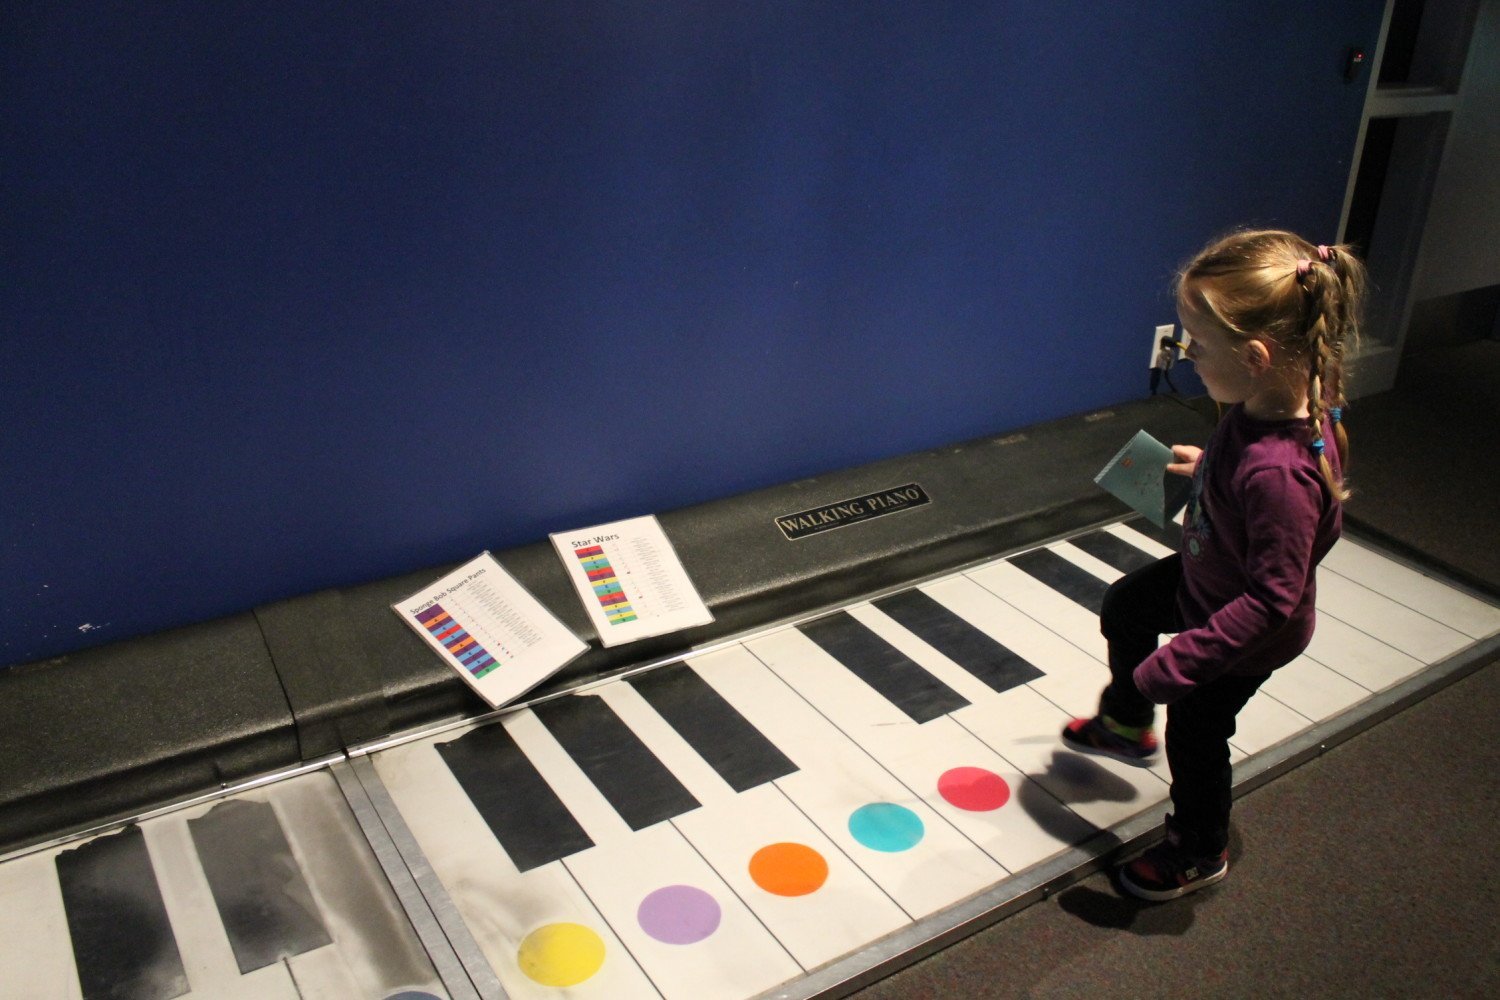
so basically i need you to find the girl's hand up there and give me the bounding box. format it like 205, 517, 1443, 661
1167, 444, 1202, 477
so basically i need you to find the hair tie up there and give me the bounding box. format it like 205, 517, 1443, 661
1296, 259, 1314, 277
1329, 407, 1343, 423
1317, 245, 1334, 262
1311, 437, 1326, 457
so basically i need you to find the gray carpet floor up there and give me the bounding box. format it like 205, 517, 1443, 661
851, 339, 1500, 1000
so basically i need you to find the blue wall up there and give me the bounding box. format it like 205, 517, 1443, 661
2, 2, 1382, 667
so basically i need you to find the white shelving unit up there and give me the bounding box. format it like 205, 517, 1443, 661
1338, 0, 1486, 397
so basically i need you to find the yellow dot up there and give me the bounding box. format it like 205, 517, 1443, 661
516, 922, 606, 987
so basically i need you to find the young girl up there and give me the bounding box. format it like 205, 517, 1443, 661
1062, 229, 1367, 901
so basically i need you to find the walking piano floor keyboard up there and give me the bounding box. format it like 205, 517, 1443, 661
4, 517, 1498, 1000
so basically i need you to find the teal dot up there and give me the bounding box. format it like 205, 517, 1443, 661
848, 803, 924, 852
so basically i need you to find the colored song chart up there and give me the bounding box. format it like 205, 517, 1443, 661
573, 544, 639, 625
394, 553, 587, 708
552, 515, 714, 647
416, 603, 497, 678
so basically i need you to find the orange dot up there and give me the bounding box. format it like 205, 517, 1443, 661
749, 842, 829, 896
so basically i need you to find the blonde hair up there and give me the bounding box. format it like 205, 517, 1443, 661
1176, 229, 1368, 501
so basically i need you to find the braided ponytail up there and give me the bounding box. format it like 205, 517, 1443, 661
1295, 244, 1362, 502
1304, 307, 1348, 501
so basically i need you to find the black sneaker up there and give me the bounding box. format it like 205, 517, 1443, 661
1060, 715, 1160, 767
1119, 822, 1228, 901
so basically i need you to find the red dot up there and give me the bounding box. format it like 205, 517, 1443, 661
937, 766, 1010, 811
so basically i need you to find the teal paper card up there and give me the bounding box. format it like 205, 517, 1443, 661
1094, 430, 1192, 528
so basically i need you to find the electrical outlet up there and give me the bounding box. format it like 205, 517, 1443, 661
1148, 324, 1176, 366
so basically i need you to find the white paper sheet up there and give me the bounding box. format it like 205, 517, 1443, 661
394, 552, 587, 708
551, 515, 713, 647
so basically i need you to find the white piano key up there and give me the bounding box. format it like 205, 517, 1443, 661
1230, 692, 1314, 757
592, 683, 744, 808
861, 577, 1172, 815
695, 641, 1000, 920
1050, 540, 1126, 584
283, 952, 372, 1000
1103, 519, 1470, 716
504, 707, 637, 845
744, 626, 964, 741
1302, 614, 1426, 691
1322, 540, 1500, 640
1089, 522, 1482, 674
0, 848, 84, 999
908, 575, 1111, 718
841, 603, 1098, 868
1111, 523, 1500, 650
676, 648, 917, 965
1316, 573, 1472, 663
563, 821, 802, 1000
585, 684, 820, 991
966, 558, 1109, 663
1258, 654, 1371, 724
1106, 522, 1175, 559
371, 735, 658, 999
669, 783, 908, 972
917, 570, 1176, 785
943, 681, 1170, 831
1112, 520, 1484, 661
854, 579, 1176, 785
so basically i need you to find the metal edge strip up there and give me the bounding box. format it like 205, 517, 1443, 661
330, 759, 486, 1000
344, 755, 509, 1000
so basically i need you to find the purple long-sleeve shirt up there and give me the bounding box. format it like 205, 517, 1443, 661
1133, 404, 1342, 704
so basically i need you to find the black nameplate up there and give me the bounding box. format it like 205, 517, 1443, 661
776, 483, 931, 540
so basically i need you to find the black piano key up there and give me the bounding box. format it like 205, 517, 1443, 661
797, 611, 970, 723
872, 589, 1043, 695
436, 722, 594, 873
1009, 547, 1110, 615
532, 695, 702, 832
1068, 529, 1159, 575
187, 799, 333, 974
55, 826, 189, 1000
629, 661, 798, 793
1124, 514, 1183, 551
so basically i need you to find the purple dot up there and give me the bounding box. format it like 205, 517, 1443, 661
636, 885, 722, 944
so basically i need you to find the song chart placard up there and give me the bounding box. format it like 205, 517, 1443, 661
551, 515, 713, 647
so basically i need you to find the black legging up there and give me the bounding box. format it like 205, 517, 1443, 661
1098, 554, 1270, 855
